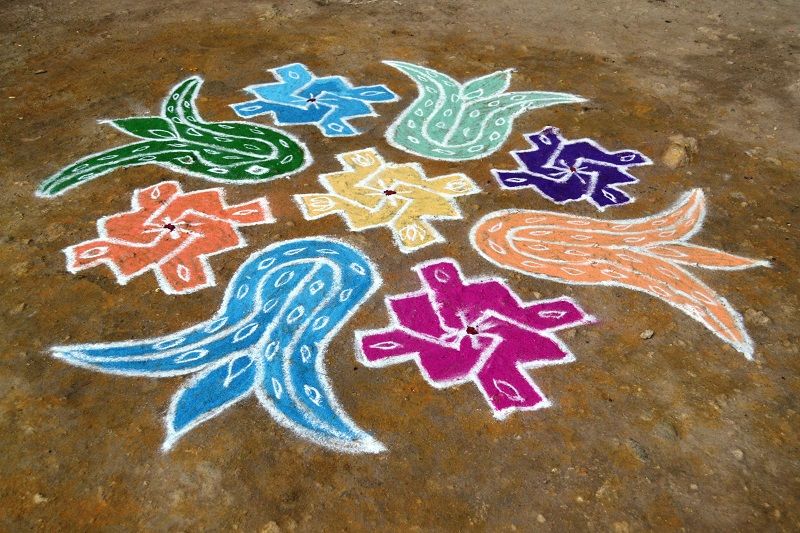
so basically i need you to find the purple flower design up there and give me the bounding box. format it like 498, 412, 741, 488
492, 127, 652, 210
357, 259, 594, 417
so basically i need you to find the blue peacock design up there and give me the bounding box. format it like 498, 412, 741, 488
50, 237, 384, 453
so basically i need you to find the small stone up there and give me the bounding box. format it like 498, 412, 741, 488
690, 483, 699, 491
732, 449, 745, 461
261, 522, 281, 533
640, 329, 654, 340
612, 522, 630, 533
744, 308, 770, 326
33, 493, 48, 504
653, 421, 679, 440
536, 514, 546, 523
661, 135, 698, 169
628, 439, 650, 461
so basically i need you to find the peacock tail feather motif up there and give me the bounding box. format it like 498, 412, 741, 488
37, 77, 310, 197
384, 61, 585, 161
471, 189, 768, 358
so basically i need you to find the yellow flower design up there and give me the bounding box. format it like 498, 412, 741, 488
295, 148, 480, 252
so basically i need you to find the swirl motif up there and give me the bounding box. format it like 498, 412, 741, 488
37, 77, 310, 197
357, 259, 593, 417
470, 190, 769, 358
50, 238, 384, 453
384, 61, 585, 161
492, 126, 652, 210
232, 62, 398, 137
294, 148, 480, 253
64, 181, 274, 294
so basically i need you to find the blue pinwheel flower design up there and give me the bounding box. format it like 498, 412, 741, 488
492, 127, 652, 210
231, 63, 399, 137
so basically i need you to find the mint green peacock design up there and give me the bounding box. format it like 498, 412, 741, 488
37, 77, 310, 197
384, 61, 585, 161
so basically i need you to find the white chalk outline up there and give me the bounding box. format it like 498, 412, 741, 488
491, 126, 653, 211
469, 190, 771, 359
36, 76, 313, 198
294, 147, 480, 254
232, 62, 400, 137
383, 60, 586, 162
63, 180, 275, 295
355, 258, 596, 418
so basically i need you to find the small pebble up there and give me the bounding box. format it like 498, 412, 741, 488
536, 514, 546, 523
744, 308, 770, 326
640, 329, 654, 340
732, 449, 745, 461
260, 522, 281, 533
612, 522, 631, 533
661, 135, 698, 169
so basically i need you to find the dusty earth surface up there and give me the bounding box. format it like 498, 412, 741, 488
1, 0, 799, 530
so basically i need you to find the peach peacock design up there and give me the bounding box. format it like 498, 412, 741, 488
471, 189, 769, 358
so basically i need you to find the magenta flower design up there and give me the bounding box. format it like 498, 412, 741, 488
357, 259, 594, 417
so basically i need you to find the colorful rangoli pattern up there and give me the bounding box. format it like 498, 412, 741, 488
53, 238, 384, 453
64, 181, 273, 294
232, 63, 399, 137
358, 259, 593, 416
384, 61, 584, 161
38, 58, 773, 458
37, 77, 310, 197
294, 148, 479, 253
493, 127, 652, 210
470, 190, 769, 358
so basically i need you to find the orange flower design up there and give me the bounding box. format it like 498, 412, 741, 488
470, 189, 768, 358
65, 181, 273, 294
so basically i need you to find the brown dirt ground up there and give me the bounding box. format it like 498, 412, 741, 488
0, 0, 798, 530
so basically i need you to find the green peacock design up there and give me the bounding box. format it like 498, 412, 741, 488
383, 61, 585, 161
37, 77, 310, 197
